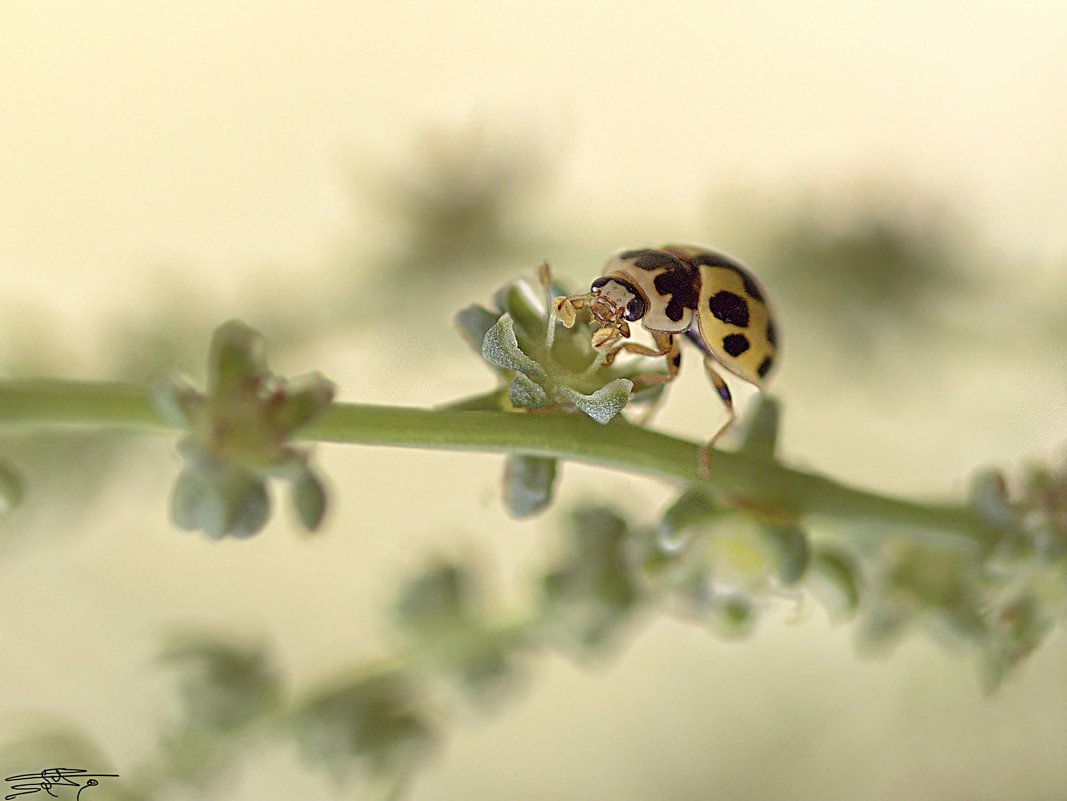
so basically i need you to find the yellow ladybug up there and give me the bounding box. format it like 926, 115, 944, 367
554, 245, 777, 476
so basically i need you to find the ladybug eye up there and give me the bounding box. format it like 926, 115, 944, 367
624, 295, 646, 321
590, 277, 611, 291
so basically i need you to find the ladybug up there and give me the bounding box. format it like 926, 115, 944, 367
553, 245, 777, 476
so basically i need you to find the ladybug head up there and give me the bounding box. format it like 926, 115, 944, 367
589, 276, 647, 325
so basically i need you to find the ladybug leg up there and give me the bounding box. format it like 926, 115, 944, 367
699, 357, 736, 480
602, 332, 678, 384
601, 332, 681, 423
629, 333, 681, 424
601, 333, 670, 368
651, 332, 681, 383
595, 332, 681, 422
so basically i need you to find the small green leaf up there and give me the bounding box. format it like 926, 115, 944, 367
737, 395, 780, 461
152, 375, 203, 427
810, 546, 862, 615
980, 596, 1051, 691
293, 674, 435, 778
221, 476, 271, 539
162, 321, 336, 540
658, 488, 719, 549
497, 281, 548, 342
493, 280, 544, 323
969, 468, 1018, 530
760, 523, 810, 586
207, 320, 268, 395
451, 636, 515, 696
860, 595, 911, 648
481, 314, 546, 381
171, 464, 271, 540
503, 455, 558, 518
292, 467, 328, 532
0, 460, 24, 514
391, 560, 523, 698
394, 561, 471, 634
888, 546, 977, 613
507, 372, 549, 409
542, 507, 641, 647
171, 466, 209, 532
554, 378, 633, 424
161, 633, 279, 733
455, 305, 502, 354
714, 594, 757, 635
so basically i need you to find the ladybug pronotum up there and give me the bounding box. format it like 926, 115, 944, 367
553, 245, 777, 477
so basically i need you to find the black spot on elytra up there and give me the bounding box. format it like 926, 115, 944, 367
708, 291, 750, 327
722, 333, 750, 357
726, 267, 764, 302
686, 251, 765, 301
620, 249, 686, 272
766, 319, 777, 347
757, 356, 774, 378
684, 250, 732, 268
654, 263, 701, 322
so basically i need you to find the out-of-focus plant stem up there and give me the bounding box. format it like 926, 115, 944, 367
0, 379, 1002, 548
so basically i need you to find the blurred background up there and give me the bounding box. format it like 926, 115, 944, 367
2, 2, 1067, 799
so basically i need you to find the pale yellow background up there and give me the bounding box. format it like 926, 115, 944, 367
2, 2, 1067, 799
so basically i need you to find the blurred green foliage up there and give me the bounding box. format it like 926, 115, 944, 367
292, 673, 434, 784
362, 125, 552, 278
161, 635, 281, 737
709, 190, 984, 364
10, 441, 1067, 796
156, 321, 334, 539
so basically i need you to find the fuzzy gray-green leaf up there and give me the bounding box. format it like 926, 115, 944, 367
481, 314, 546, 381
455, 305, 502, 354
171, 465, 271, 540
503, 455, 558, 518
292, 467, 328, 532
507, 372, 549, 409
554, 378, 633, 424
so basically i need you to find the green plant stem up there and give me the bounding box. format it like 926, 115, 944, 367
0, 379, 162, 430
0, 379, 1000, 546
